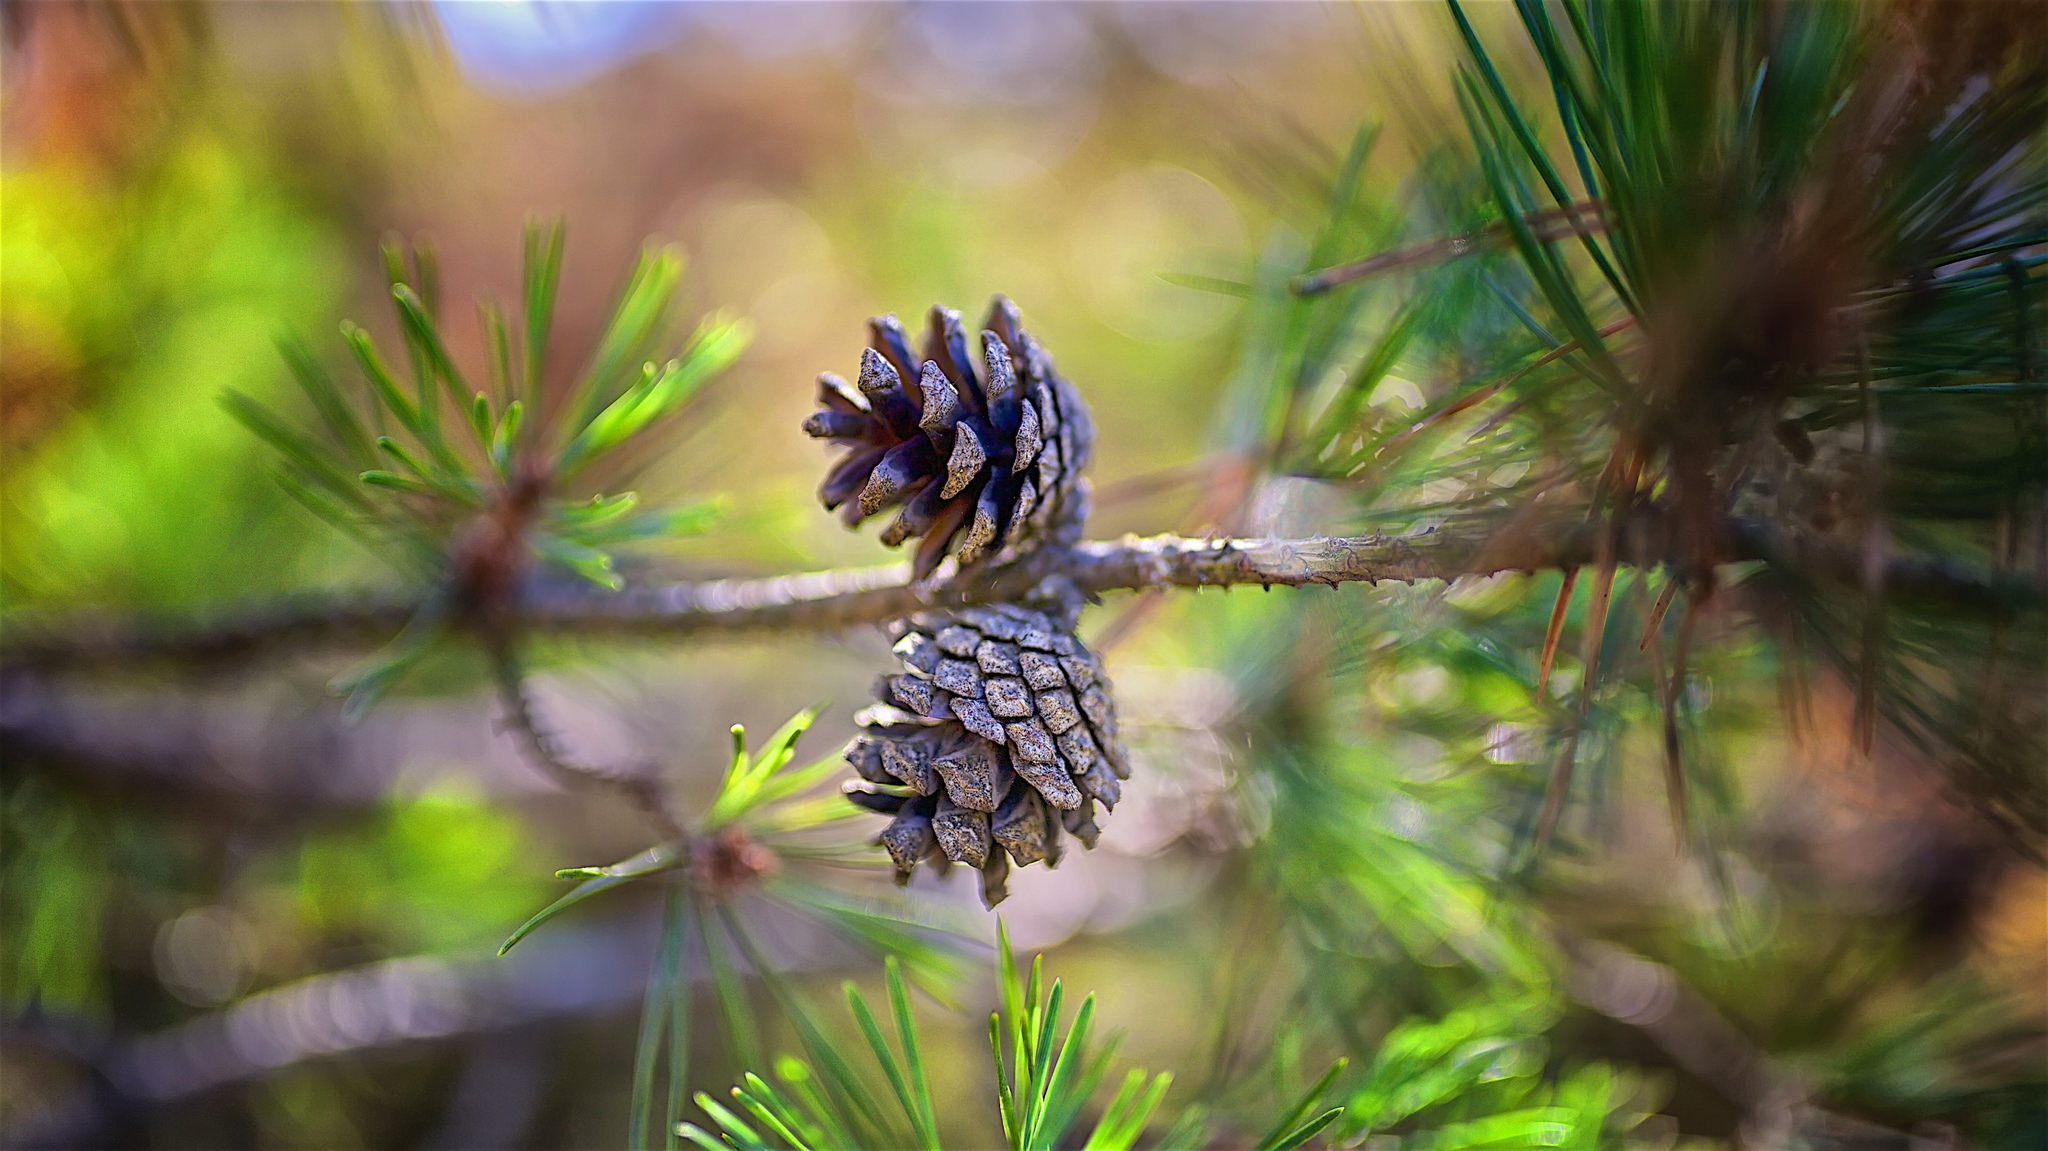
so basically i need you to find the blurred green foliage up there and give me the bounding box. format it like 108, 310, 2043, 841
2, 137, 351, 607
291, 782, 543, 956
0, 781, 109, 1014
1339, 1006, 1638, 1148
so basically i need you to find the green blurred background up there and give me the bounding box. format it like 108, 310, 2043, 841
3, 3, 2042, 1149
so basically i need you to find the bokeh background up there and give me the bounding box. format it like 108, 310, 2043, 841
4, 3, 2044, 1149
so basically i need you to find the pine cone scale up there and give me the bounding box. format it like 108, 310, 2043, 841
1036, 690, 1081, 734
951, 698, 1007, 744
977, 641, 1022, 676
1015, 755, 1083, 811
916, 363, 960, 439
932, 738, 1012, 812
932, 797, 991, 868
880, 799, 937, 871
932, 659, 982, 697
992, 787, 1052, 865
858, 441, 938, 517
941, 424, 986, 498
1013, 401, 1042, 470
868, 315, 918, 383
1019, 651, 1064, 690
984, 677, 1032, 718
819, 445, 887, 510
855, 349, 920, 436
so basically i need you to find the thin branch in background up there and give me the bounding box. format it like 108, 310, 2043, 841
1, 588, 418, 673
1539, 436, 1639, 849
1, 909, 880, 1151
1086, 455, 1221, 511
1, 920, 652, 1150
1291, 200, 1608, 296
1535, 566, 1579, 705
1639, 575, 1690, 849
1854, 332, 1888, 759
486, 640, 681, 838
1356, 315, 1635, 488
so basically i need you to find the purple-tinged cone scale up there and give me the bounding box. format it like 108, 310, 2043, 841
802, 298, 1093, 579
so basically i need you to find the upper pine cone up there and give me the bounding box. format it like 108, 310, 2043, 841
841, 603, 1130, 907
803, 298, 1093, 580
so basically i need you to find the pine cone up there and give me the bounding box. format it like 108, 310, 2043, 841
803, 297, 1093, 580
839, 603, 1130, 906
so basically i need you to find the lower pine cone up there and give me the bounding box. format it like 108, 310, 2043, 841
840, 603, 1129, 907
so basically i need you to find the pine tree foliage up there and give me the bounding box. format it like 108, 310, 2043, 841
678, 926, 1350, 1151
500, 708, 965, 1150
1282, 0, 2047, 849
8, 3, 2046, 1149
225, 222, 748, 716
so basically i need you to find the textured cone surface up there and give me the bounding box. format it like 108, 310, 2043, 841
840, 603, 1131, 906
803, 298, 1094, 579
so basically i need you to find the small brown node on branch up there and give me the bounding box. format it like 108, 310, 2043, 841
689, 825, 779, 898
451, 464, 550, 625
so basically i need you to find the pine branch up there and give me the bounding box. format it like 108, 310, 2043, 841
2, 588, 419, 673
485, 642, 683, 837
2, 519, 2035, 675
0, 671, 565, 810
